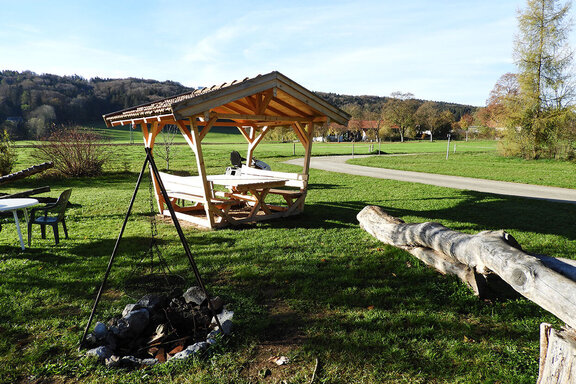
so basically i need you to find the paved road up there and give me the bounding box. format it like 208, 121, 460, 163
286, 155, 576, 204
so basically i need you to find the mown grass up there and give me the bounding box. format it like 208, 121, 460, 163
0, 139, 574, 383
349, 147, 576, 189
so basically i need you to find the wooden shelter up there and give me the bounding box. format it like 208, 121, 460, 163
103, 71, 350, 229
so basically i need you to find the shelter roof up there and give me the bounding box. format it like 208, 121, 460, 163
103, 71, 350, 127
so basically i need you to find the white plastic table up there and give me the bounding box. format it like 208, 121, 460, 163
0, 198, 38, 250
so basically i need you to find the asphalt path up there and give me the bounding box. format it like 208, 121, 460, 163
285, 155, 576, 205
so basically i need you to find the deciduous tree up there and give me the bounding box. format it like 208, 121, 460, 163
0, 129, 16, 176
459, 113, 474, 141
415, 102, 442, 141
381, 92, 417, 142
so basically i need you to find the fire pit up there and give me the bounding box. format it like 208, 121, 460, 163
84, 286, 233, 368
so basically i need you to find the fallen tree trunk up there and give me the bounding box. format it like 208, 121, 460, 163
357, 205, 576, 330
0, 161, 53, 185
0, 186, 58, 204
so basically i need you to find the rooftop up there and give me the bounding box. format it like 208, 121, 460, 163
103, 71, 350, 127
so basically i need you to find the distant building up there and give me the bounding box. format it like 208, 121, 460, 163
327, 120, 384, 141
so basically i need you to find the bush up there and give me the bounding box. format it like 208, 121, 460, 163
0, 129, 17, 176
499, 124, 576, 160
264, 126, 297, 142
34, 127, 110, 177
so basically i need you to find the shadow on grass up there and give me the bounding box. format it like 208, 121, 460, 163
266, 189, 576, 241
0, 174, 561, 382
214, 233, 544, 382
381, 190, 576, 241
0, 236, 173, 299
307, 182, 341, 190
218, 188, 569, 380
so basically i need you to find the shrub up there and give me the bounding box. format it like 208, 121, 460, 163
0, 129, 17, 176
34, 127, 110, 177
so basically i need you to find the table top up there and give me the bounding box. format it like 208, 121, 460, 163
0, 198, 39, 211
207, 174, 287, 192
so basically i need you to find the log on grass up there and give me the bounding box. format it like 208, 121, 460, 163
0, 161, 53, 185
357, 205, 576, 330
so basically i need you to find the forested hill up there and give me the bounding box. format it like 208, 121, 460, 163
0, 70, 475, 138
317, 92, 476, 121
0, 70, 192, 138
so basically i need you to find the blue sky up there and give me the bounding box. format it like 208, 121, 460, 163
0, 0, 565, 106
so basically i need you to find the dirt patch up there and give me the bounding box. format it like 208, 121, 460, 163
154, 215, 212, 231
241, 300, 312, 382
101, 289, 125, 300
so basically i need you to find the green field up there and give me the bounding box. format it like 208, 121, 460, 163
349, 148, 576, 189
1, 136, 574, 383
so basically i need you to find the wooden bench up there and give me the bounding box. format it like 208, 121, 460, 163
239, 165, 307, 208
158, 172, 235, 209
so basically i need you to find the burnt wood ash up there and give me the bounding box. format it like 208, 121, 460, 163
85, 287, 233, 368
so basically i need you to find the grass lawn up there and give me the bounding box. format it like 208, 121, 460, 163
0, 138, 574, 383
348, 143, 576, 189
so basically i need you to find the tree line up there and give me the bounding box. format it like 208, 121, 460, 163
0, 69, 477, 141
317, 91, 478, 142
0, 70, 191, 139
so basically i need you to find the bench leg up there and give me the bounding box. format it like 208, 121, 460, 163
282, 195, 294, 207
212, 206, 238, 226
248, 189, 272, 216
285, 194, 307, 216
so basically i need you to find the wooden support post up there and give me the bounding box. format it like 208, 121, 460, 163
141, 121, 165, 213
246, 126, 257, 166
292, 122, 309, 149
246, 126, 271, 166
236, 126, 252, 142
198, 115, 217, 141
538, 323, 576, 383
188, 118, 216, 228
141, 122, 150, 147
302, 122, 314, 178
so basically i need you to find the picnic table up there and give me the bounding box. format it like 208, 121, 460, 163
158, 167, 306, 228
0, 198, 38, 250
208, 174, 288, 217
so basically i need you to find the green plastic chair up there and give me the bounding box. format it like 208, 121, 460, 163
27, 189, 72, 246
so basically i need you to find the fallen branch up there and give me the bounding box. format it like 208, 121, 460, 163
309, 357, 319, 384
0, 162, 53, 185
357, 206, 576, 330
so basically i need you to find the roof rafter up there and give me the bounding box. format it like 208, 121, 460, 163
209, 112, 323, 123
270, 96, 313, 119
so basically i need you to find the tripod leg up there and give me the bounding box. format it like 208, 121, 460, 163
79, 153, 150, 350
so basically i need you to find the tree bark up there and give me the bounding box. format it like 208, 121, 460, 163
357, 205, 576, 330
0, 161, 53, 185
537, 323, 576, 384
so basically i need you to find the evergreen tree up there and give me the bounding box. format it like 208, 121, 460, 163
510, 0, 575, 158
